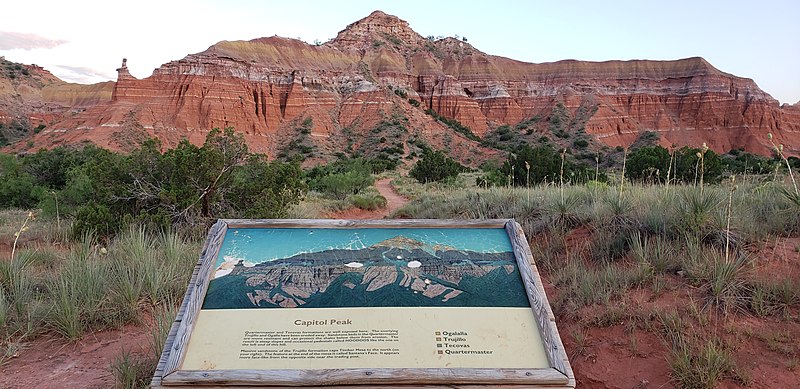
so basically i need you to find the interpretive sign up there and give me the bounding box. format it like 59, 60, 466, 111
151, 219, 574, 388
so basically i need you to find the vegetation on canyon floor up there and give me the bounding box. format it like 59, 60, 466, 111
1, 125, 799, 387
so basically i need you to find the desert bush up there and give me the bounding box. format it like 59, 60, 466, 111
626, 145, 670, 183
673, 146, 723, 184
410, 149, 465, 183
2, 129, 306, 237
0, 154, 41, 209
313, 171, 374, 200
503, 144, 562, 186
350, 188, 387, 211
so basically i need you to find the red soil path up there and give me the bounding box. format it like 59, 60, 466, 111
328, 177, 409, 219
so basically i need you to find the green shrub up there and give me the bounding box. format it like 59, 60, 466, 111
313, 171, 374, 200
626, 145, 670, 183
674, 147, 723, 184
573, 139, 589, 148
410, 149, 465, 183
351, 191, 387, 211
501, 144, 592, 186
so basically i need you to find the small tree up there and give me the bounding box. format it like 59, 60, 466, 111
502, 144, 562, 186
626, 145, 670, 183
673, 146, 723, 184
410, 149, 464, 183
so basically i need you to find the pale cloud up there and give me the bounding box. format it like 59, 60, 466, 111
0, 31, 67, 50
51, 65, 115, 84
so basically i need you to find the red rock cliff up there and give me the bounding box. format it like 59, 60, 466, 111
16, 11, 799, 158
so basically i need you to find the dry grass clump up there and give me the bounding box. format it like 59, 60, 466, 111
0, 218, 198, 365
656, 310, 743, 389
1, 214, 197, 385
110, 304, 177, 389
350, 187, 387, 211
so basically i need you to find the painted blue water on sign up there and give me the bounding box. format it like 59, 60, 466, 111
216, 227, 513, 267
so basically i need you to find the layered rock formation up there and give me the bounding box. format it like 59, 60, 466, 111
0, 57, 113, 145
6, 11, 799, 157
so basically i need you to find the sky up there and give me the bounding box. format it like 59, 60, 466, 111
1, 0, 798, 103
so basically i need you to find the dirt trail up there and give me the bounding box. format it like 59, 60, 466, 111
329, 177, 409, 219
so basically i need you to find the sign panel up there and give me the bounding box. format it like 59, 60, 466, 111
153, 220, 574, 388
182, 227, 548, 371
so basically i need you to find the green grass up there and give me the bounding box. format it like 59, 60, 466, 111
669, 338, 732, 389
110, 348, 155, 389
1, 220, 198, 344
109, 303, 178, 388
750, 278, 800, 317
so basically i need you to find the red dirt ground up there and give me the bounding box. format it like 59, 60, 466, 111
553, 237, 800, 388
0, 324, 151, 388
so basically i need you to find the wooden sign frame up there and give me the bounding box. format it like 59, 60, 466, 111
151, 219, 574, 388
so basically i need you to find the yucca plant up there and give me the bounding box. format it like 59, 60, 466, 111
750, 279, 800, 317
669, 337, 732, 389
547, 191, 582, 228
678, 188, 721, 235
629, 232, 678, 274
703, 253, 751, 313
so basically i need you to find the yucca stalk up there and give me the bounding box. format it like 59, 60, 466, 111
725, 176, 736, 263
618, 147, 627, 208
698, 143, 708, 195
768, 133, 798, 195
10, 211, 34, 264
665, 146, 675, 190
559, 148, 566, 203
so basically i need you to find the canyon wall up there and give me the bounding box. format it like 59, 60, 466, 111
7, 11, 799, 159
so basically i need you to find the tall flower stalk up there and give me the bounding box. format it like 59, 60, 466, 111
559, 149, 566, 203
11, 211, 34, 264
768, 133, 798, 195
618, 147, 627, 208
